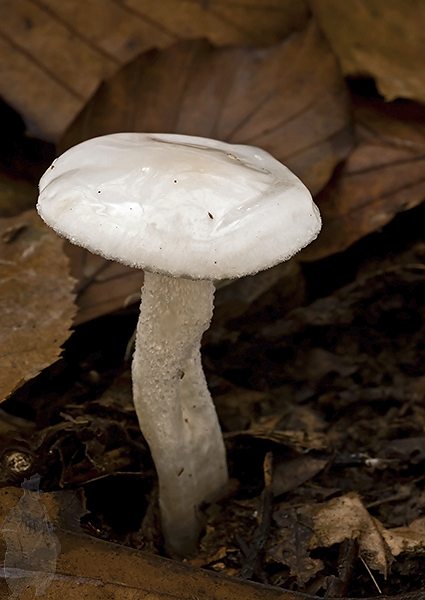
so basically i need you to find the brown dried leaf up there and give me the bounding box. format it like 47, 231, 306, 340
231, 401, 329, 452
306, 492, 389, 576
62, 22, 353, 196
0, 486, 302, 599
229, 424, 329, 452
302, 98, 425, 261
0, 210, 76, 401
0, 0, 309, 141
1, 476, 61, 597
269, 507, 323, 586
308, 0, 425, 104
382, 517, 425, 557
273, 456, 329, 497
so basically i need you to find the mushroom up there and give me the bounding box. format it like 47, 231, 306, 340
37, 132, 321, 557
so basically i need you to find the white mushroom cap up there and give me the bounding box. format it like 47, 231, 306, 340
37, 133, 321, 280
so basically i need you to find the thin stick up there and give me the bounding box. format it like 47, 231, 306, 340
359, 554, 382, 595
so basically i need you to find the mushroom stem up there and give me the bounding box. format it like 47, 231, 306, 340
132, 271, 228, 557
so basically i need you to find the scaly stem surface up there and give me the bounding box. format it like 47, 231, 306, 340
132, 271, 228, 557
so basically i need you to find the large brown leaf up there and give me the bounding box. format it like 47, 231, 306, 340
0, 0, 309, 141
302, 98, 425, 261
0, 211, 76, 401
63, 22, 353, 197
308, 0, 425, 104
0, 486, 303, 599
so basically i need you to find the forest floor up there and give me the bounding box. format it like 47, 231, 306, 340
2, 197, 425, 598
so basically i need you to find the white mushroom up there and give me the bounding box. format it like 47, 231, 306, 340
37, 132, 321, 557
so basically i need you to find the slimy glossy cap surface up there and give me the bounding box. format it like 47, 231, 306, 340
37, 133, 321, 280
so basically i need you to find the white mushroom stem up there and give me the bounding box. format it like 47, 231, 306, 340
132, 271, 228, 557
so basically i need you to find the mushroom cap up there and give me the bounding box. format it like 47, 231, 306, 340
37, 133, 321, 280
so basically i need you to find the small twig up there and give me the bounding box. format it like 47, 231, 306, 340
325, 539, 359, 597
239, 452, 274, 582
